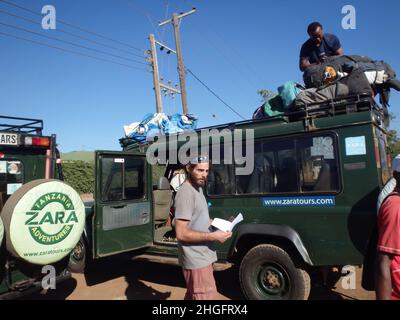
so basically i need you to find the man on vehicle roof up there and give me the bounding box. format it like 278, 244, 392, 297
299, 21, 344, 72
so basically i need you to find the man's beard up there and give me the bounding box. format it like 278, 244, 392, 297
189, 175, 206, 188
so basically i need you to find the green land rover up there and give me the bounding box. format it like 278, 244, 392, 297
0, 116, 85, 299
75, 93, 390, 300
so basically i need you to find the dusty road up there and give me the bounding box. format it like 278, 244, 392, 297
23, 255, 375, 300
33, 194, 372, 300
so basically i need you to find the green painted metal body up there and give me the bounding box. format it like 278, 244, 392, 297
91, 107, 387, 268
201, 113, 382, 266
0, 121, 61, 298
92, 151, 153, 257
0, 148, 47, 183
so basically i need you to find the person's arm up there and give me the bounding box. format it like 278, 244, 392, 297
330, 34, 343, 56
175, 219, 232, 244
299, 57, 319, 71
335, 47, 344, 56
376, 251, 393, 300
299, 42, 318, 71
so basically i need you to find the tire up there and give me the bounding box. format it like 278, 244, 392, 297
0, 179, 85, 265
239, 244, 311, 300
68, 237, 86, 273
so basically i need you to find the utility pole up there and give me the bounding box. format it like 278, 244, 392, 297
149, 34, 163, 113
159, 8, 196, 115
148, 34, 181, 114
172, 13, 188, 114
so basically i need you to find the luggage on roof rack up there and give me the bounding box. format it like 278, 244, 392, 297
289, 93, 385, 123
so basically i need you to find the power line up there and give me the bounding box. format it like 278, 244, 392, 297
0, 8, 146, 59
0, 21, 148, 65
0, 0, 145, 52
0, 30, 151, 72
201, 32, 259, 93
161, 1, 170, 43
210, 26, 266, 84
187, 68, 246, 120
124, 0, 167, 62
185, 2, 265, 87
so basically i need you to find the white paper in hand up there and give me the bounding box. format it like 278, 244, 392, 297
211, 213, 243, 232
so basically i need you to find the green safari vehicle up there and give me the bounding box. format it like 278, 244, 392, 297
0, 116, 85, 299
80, 93, 389, 300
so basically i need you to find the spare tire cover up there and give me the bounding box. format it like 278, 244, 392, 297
1, 179, 85, 265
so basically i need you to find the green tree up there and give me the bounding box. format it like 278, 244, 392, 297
62, 160, 95, 194
257, 89, 276, 103
387, 129, 400, 158
387, 113, 400, 158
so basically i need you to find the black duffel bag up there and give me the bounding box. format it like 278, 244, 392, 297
303, 55, 373, 88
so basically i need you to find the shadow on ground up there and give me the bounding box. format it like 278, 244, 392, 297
83, 256, 243, 300
21, 257, 371, 300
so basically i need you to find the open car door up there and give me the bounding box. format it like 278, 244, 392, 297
93, 151, 152, 257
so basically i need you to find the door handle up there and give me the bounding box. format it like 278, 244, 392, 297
111, 205, 126, 209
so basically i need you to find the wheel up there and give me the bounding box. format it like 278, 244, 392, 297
68, 237, 86, 273
239, 244, 311, 300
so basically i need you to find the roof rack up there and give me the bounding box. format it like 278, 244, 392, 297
288, 92, 380, 120
250, 93, 382, 125
0, 115, 43, 135
121, 93, 384, 150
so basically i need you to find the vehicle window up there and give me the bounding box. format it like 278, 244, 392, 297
236, 140, 276, 194
152, 164, 167, 188
274, 140, 298, 193
376, 128, 390, 184
101, 156, 145, 202
101, 158, 122, 201
234, 135, 339, 195
0, 160, 23, 202
207, 145, 235, 195
237, 139, 299, 194
297, 136, 339, 192
125, 157, 145, 199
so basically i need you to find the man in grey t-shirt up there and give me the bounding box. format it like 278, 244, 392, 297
174, 156, 232, 300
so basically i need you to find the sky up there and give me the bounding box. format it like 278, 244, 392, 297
1, 0, 400, 152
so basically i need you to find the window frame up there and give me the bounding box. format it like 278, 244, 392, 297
100, 155, 147, 203
0, 158, 24, 197
206, 131, 342, 198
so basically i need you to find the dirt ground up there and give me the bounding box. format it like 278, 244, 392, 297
23, 256, 375, 300
27, 194, 372, 300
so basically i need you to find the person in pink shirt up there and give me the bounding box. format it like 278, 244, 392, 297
376, 154, 400, 300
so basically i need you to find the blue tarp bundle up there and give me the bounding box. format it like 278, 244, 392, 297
123, 112, 198, 144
